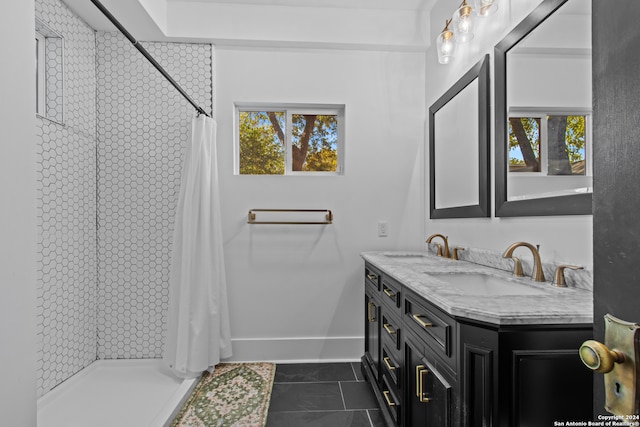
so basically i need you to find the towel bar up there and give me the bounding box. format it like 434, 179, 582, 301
247, 209, 333, 225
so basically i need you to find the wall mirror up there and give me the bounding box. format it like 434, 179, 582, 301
495, 0, 592, 216
35, 18, 64, 124
429, 54, 490, 219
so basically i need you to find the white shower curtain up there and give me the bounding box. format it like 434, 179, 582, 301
164, 114, 232, 378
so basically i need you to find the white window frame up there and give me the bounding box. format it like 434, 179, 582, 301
508, 107, 592, 177
35, 31, 46, 117
235, 103, 345, 176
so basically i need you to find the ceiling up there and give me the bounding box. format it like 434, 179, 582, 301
63, 0, 163, 38
170, 0, 433, 10
62, 0, 436, 47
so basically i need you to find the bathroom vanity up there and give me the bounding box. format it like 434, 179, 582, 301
362, 251, 593, 427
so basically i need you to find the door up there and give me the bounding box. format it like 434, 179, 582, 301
592, 1, 640, 416
365, 290, 381, 381
404, 333, 453, 427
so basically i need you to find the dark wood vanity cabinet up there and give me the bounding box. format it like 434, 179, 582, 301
460, 321, 593, 426
362, 263, 593, 427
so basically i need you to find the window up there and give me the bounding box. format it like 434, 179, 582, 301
508, 111, 589, 176
35, 18, 64, 124
236, 104, 344, 175
35, 31, 46, 116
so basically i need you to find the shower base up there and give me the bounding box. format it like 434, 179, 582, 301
37, 359, 198, 427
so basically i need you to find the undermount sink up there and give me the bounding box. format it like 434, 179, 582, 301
383, 253, 451, 263
385, 254, 430, 260
426, 272, 548, 296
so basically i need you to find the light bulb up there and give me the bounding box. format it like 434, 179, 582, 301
474, 0, 499, 17
436, 23, 456, 65
452, 1, 475, 43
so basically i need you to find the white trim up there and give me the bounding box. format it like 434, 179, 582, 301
226, 336, 364, 363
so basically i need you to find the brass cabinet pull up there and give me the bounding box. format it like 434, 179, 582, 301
412, 314, 433, 329
383, 356, 396, 371
367, 302, 376, 323
383, 323, 396, 335
383, 390, 396, 407
367, 273, 378, 282
383, 287, 396, 299
415, 364, 431, 403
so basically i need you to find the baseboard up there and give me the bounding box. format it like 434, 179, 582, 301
225, 336, 364, 363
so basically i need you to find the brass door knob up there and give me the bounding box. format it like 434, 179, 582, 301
579, 340, 625, 374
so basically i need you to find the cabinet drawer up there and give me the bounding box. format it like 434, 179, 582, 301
381, 374, 402, 426
381, 276, 401, 311
404, 292, 456, 369
381, 311, 401, 351
381, 344, 401, 387
365, 264, 381, 292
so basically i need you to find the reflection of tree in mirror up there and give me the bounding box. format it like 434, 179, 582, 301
508, 115, 586, 175
509, 117, 540, 172
239, 111, 337, 174
553, 115, 585, 175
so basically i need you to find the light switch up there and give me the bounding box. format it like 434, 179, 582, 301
378, 221, 388, 237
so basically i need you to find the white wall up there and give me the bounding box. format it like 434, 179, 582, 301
95, 33, 213, 360
167, 1, 429, 51
35, 0, 99, 397
216, 47, 425, 361
0, 0, 38, 424
425, 0, 593, 268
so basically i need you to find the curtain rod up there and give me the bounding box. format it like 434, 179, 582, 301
89, 0, 210, 117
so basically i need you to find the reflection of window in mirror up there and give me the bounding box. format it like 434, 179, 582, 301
508, 112, 588, 176
509, 117, 540, 172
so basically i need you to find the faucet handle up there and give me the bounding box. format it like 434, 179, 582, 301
553, 264, 584, 287
451, 247, 464, 260
433, 243, 443, 257
511, 256, 524, 277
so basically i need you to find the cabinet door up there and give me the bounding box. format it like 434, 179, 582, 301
365, 291, 381, 381
460, 323, 497, 427
405, 335, 452, 427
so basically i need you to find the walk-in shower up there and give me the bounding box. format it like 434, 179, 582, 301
35, 0, 214, 423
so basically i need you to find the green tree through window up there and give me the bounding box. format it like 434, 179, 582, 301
238, 107, 341, 175
239, 111, 285, 175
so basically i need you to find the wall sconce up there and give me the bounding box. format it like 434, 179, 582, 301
436, 19, 457, 65
452, 0, 475, 43
436, 0, 500, 65
474, 0, 499, 17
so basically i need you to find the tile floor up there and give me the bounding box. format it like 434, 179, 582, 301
266, 362, 385, 427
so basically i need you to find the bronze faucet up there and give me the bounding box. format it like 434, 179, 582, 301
426, 234, 450, 258
502, 242, 546, 282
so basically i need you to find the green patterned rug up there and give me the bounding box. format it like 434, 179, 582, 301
170, 362, 275, 427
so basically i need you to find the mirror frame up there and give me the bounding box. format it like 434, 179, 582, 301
494, 0, 592, 217
429, 54, 490, 219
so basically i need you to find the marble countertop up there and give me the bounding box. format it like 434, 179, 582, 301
361, 251, 593, 326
